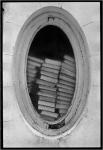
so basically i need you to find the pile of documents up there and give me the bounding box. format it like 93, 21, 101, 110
37, 58, 61, 121
56, 55, 76, 116
27, 55, 76, 121
27, 56, 43, 92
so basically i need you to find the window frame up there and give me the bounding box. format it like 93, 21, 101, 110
13, 6, 90, 138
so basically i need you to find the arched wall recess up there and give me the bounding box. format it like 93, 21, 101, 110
13, 6, 90, 137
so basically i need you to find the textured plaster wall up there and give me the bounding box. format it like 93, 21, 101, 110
3, 2, 100, 147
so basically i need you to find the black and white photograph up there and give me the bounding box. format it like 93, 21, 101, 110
2, 1, 101, 148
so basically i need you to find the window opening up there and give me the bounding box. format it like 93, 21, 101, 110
26, 25, 76, 124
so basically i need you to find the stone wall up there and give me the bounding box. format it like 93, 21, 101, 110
3, 2, 100, 147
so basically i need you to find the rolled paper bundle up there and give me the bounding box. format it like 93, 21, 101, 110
58, 88, 74, 95
39, 96, 56, 103
38, 100, 55, 107
45, 58, 61, 66
59, 75, 75, 84
57, 96, 72, 101
41, 115, 55, 121
27, 60, 41, 67
40, 75, 58, 84
61, 62, 76, 73
57, 91, 73, 98
36, 79, 55, 87
42, 63, 60, 70
56, 103, 68, 109
59, 79, 75, 87
28, 56, 44, 64
38, 91, 56, 98
41, 66, 59, 74
38, 105, 55, 112
57, 83, 74, 91
39, 85, 56, 92
64, 55, 75, 63
41, 70, 58, 79
41, 110, 58, 118
61, 68, 76, 78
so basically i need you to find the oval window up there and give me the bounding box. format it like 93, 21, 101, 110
13, 6, 90, 137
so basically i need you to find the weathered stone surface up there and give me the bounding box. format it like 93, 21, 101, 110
83, 21, 100, 57
58, 85, 100, 147
3, 86, 21, 121
62, 2, 100, 26
90, 56, 100, 86
3, 118, 40, 147
3, 22, 21, 55
3, 55, 13, 86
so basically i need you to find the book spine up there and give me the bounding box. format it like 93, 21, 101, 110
41, 110, 58, 118
28, 56, 44, 64
38, 105, 55, 112
38, 100, 55, 107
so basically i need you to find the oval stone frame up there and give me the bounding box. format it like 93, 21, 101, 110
13, 6, 90, 137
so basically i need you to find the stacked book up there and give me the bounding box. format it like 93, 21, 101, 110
56, 55, 76, 116
27, 56, 44, 93
37, 58, 61, 121
27, 55, 76, 121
